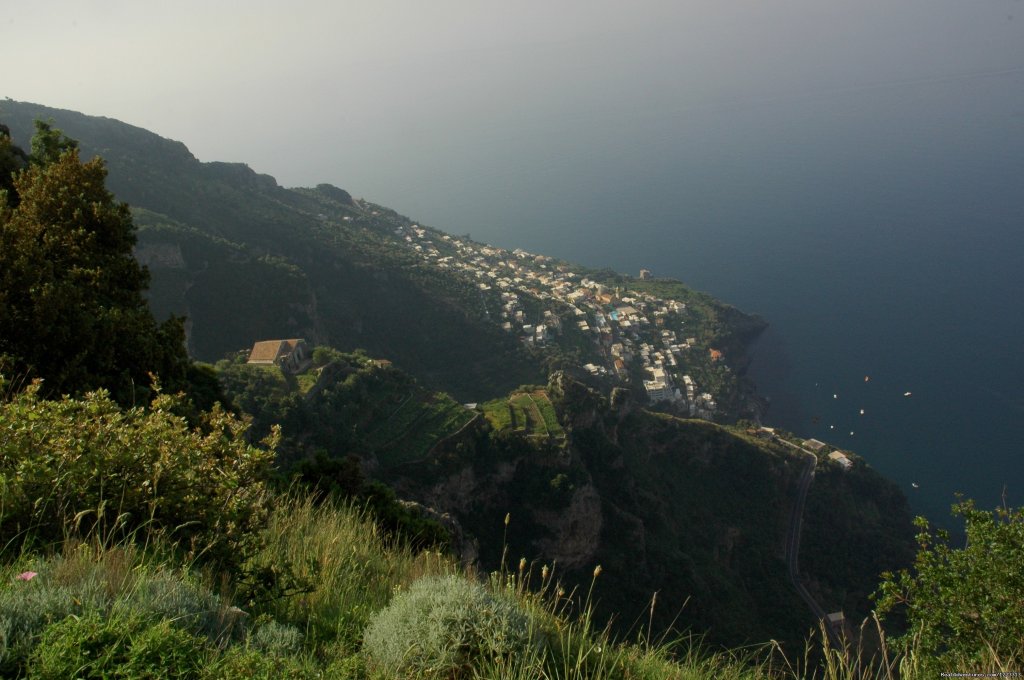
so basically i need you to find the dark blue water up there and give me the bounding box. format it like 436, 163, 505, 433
381, 71, 1024, 525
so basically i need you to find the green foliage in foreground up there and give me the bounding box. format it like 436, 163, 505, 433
0, 379, 274, 563
0, 378, 774, 677
0, 122, 193, 406
874, 500, 1024, 673
0, 542, 331, 678
0, 496, 778, 680
363, 575, 532, 677
1, 407, 1021, 679
30, 612, 209, 679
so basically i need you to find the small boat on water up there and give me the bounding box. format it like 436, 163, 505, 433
904, 391, 912, 397
911, 482, 920, 489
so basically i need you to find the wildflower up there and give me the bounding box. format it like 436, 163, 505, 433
593, 565, 603, 579
504, 513, 510, 527
541, 565, 550, 581
16, 571, 37, 581
518, 557, 527, 574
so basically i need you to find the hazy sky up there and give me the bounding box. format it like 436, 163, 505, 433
4, 0, 1021, 206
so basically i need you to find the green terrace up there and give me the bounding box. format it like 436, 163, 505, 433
359, 390, 475, 468
482, 389, 565, 440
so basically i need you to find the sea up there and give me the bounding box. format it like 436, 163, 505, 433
375, 70, 1024, 527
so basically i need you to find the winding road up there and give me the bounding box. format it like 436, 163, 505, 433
777, 438, 844, 649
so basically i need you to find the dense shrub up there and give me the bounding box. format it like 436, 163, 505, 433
875, 500, 1024, 672
0, 545, 231, 674
0, 580, 85, 667
0, 380, 275, 560
205, 646, 327, 679
249, 620, 303, 656
363, 574, 533, 678
28, 613, 209, 679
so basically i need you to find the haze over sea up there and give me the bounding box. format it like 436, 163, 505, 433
375, 70, 1024, 526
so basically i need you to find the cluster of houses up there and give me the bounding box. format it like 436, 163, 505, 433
242, 215, 729, 418
756, 428, 855, 472
393, 223, 725, 417
802, 438, 854, 470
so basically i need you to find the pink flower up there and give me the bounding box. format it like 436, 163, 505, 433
16, 571, 37, 581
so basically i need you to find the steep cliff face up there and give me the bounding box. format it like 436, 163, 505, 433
217, 350, 913, 651
531, 483, 603, 570
364, 374, 913, 649
544, 377, 806, 645
131, 211, 322, 357
216, 343, 914, 649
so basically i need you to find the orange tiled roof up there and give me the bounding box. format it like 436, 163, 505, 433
248, 340, 287, 363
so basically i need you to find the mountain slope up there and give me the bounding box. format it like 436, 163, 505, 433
2, 100, 767, 408
1, 101, 545, 400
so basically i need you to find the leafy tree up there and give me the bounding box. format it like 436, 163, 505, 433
874, 499, 1024, 669
0, 124, 29, 205
0, 121, 191, 404
28, 119, 78, 167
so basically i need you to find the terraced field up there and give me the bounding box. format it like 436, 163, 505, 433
529, 389, 564, 438
360, 390, 475, 468
481, 389, 564, 439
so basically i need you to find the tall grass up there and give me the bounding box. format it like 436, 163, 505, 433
470, 551, 786, 680
796, 614, 1023, 680
239, 492, 455, 652
3, 491, 1019, 678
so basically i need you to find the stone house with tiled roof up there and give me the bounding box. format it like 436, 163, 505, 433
247, 339, 310, 373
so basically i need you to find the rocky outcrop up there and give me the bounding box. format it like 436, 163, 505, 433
314, 183, 355, 206
531, 483, 602, 570
399, 500, 479, 567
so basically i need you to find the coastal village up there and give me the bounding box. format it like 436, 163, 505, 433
243, 215, 861, 476
392, 222, 722, 419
